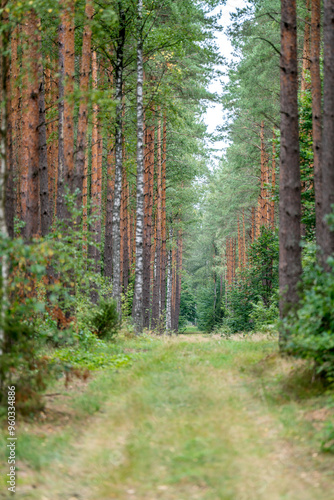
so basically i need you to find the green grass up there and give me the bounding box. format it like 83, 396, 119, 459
2, 334, 334, 499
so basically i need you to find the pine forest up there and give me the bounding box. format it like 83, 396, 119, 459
1, 0, 334, 498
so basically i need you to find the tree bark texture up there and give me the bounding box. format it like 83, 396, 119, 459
75, 0, 94, 208
132, 2, 145, 330
57, 0, 75, 221
320, 0, 334, 268
301, 0, 311, 93
311, 0, 323, 249
152, 113, 162, 329
112, 7, 126, 314
279, 0, 302, 321
38, 70, 50, 236
104, 146, 115, 279
142, 124, 154, 328
90, 51, 102, 274
20, 12, 40, 239
160, 114, 167, 315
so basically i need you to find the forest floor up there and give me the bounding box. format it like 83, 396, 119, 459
1, 333, 334, 499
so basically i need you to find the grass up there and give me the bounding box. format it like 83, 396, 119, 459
1, 334, 334, 499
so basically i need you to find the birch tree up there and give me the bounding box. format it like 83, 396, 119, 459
132, 0, 145, 332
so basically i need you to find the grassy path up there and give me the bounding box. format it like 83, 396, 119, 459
7, 335, 334, 499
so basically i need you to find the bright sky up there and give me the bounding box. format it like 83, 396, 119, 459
204, 0, 248, 161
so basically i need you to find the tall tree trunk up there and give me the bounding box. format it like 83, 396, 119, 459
301, 0, 311, 93
104, 145, 115, 279
260, 121, 267, 227
10, 27, 20, 234
242, 209, 246, 267
57, 0, 75, 221
152, 112, 162, 329
38, 68, 50, 236
122, 168, 129, 294
0, 4, 10, 357
90, 51, 101, 274
112, 6, 126, 314
237, 215, 242, 269
142, 124, 154, 328
132, 0, 145, 332
75, 0, 94, 208
166, 227, 173, 332
45, 59, 58, 223
160, 114, 167, 316
21, 12, 40, 239
320, 0, 334, 268
171, 241, 176, 330
5, 37, 14, 238
271, 131, 276, 230
279, 0, 302, 324
174, 229, 182, 333
311, 0, 322, 249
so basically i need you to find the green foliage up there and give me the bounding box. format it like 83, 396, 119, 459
179, 282, 197, 328
51, 347, 132, 371
196, 285, 224, 332
88, 300, 120, 340
249, 297, 279, 333
284, 260, 334, 382
223, 227, 279, 333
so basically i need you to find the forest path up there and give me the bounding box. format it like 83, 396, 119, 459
18, 335, 334, 499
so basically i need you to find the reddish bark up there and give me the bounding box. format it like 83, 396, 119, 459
20, 12, 40, 238
75, 0, 94, 206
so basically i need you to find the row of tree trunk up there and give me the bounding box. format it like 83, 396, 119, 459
2, 1, 184, 333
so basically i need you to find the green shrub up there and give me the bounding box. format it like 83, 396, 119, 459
249, 296, 279, 333
284, 262, 334, 382
89, 300, 120, 340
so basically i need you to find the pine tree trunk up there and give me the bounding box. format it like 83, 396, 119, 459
104, 146, 115, 279
279, 0, 302, 322
0, 5, 10, 356
142, 124, 154, 328
122, 170, 129, 294
242, 209, 246, 267
174, 229, 182, 333
45, 59, 58, 223
237, 215, 242, 270
260, 121, 266, 227
112, 8, 126, 314
152, 113, 162, 329
301, 0, 311, 93
5, 40, 14, 238
21, 12, 40, 239
321, 0, 334, 268
38, 68, 50, 236
75, 0, 94, 208
311, 0, 322, 249
57, 0, 75, 221
10, 27, 19, 233
271, 131, 276, 230
90, 51, 101, 275
160, 114, 167, 316
82, 146, 89, 256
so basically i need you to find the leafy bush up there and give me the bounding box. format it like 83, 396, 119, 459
249, 296, 279, 333
284, 261, 334, 382
89, 300, 120, 340
223, 227, 279, 333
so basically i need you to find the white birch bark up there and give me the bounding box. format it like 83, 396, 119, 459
112, 8, 125, 315
132, 0, 145, 333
